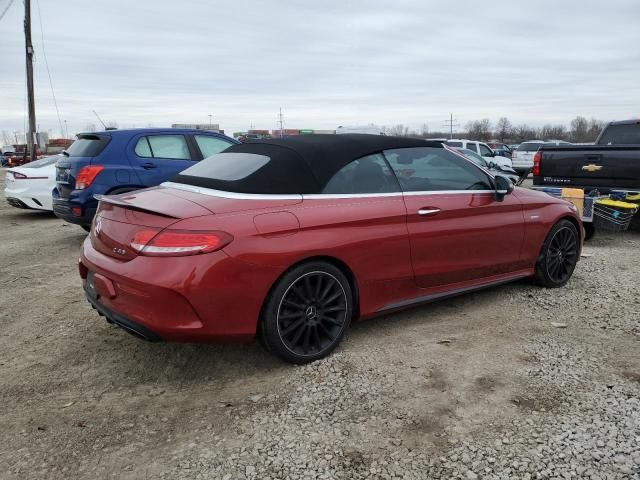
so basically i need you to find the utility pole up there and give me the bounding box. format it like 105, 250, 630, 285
278, 108, 284, 138
443, 113, 459, 139
24, 0, 37, 159
64, 120, 68, 139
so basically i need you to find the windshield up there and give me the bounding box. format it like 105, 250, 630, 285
597, 123, 640, 145
21, 156, 60, 168
456, 148, 488, 167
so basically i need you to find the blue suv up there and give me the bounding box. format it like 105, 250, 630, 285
53, 128, 238, 230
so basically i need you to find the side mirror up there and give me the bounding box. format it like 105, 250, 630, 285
494, 174, 514, 201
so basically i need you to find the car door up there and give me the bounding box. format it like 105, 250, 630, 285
384, 146, 525, 289
131, 134, 196, 186
298, 153, 412, 314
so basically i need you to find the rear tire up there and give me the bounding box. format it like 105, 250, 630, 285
534, 220, 580, 288
261, 261, 353, 364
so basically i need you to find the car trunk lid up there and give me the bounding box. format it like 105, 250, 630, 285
91, 188, 213, 261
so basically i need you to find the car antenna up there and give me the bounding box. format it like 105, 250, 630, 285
92, 110, 108, 130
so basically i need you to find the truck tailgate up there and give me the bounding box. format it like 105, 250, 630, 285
536, 146, 640, 191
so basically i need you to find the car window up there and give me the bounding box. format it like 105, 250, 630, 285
384, 147, 493, 192
456, 148, 488, 168
322, 153, 399, 194
479, 144, 493, 156
65, 135, 110, 157
134, 137, 152, 157
446, 141, 463, 147
195, 135, 233, 158
465, 142, 478, 153
145, 135, 191, 160
517, 142, 543, 152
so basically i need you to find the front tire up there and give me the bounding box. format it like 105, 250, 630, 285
261, 262, 353, 364
534, 220, 580, 288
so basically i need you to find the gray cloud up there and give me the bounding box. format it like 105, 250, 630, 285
1, 0, 639, 137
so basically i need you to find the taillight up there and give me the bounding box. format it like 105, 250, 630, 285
75, 165, 104, 189
11, 172, 27, 179
532, 152, 542, 176
130, 229, 233, 256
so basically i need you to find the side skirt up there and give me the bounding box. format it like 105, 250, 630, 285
373, 269, 533, 316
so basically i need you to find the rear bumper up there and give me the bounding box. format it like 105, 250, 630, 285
5, 192, 52, 210
85, 292, 163, 342
52, 198, 96, 225
79, 236, 280, 343
6, 197, 31, 209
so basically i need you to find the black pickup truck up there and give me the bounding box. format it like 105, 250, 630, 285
533, 119, 640, 192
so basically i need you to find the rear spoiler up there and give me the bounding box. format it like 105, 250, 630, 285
93, 194, 178, 219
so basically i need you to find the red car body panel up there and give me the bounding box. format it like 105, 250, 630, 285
80, 184, 582, 343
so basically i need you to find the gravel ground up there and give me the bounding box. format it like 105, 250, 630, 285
0, 174, 638, 479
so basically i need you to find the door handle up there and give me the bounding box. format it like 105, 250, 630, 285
142, 163, 157, 170
418, 208, 441, 217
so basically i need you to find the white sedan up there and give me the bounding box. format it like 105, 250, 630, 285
4, 155, 60, 211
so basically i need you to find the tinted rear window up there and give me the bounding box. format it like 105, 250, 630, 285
172, 147, 319, 194
65, 135, 110, 157
597, 123, 640, 145
517, 143, 543, 152
446, 141, 463, 147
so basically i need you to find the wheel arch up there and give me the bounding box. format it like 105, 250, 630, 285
556, 214, 583, 244
257, 255, 361, 335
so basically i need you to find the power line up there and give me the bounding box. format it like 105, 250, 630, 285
443, 113, 459, 139
0, 0, 16, 23
35, 0, 64, 138
277, 108, 285, 137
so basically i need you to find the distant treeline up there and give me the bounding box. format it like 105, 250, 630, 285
384, 116, 607, 144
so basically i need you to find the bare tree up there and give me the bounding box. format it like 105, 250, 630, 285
540, 124, 568, 140
1, 130, 12, 145
385, 124, 410, 136
586, 118, 605, 142
495, 117, 512, 142
84, 123, 98, 133
570, 116, 589, 143
465, 119, 492, 141
512, 124, 538, 143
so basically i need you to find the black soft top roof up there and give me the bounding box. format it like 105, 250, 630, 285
173, 134, 442, 195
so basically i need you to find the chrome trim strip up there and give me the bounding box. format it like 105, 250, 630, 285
402, 190, 495, 196
376, 273, 530, 313
303, 192, 404, 199
162, 182, 496, 200
160, 182, 302, 200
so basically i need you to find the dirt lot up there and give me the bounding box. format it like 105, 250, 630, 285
1, 174, 639, 480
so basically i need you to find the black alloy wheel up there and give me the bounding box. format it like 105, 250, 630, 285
261, 262, 353, 364
534, 220, 580, 288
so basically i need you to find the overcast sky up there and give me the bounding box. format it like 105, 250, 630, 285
1, 0, 639, 138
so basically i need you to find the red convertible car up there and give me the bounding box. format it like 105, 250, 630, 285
80, 135, 582, 363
